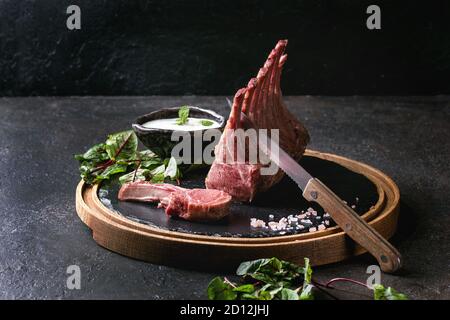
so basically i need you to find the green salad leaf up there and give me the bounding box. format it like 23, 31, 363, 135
232, 284, 255, 294
236, 257, 304, 288
280, 288, 300, 300
207, 277, 237, 300
299, 257, 314, 300
150, 164, 166, 183
74, 143, 109, 162
209, 257, 310, 300
75, 130, 190, 185
299, 284, 314, 300
118, 169, 151, 185
373, 284, 408, 300
207, 257, 407, 301
96, 163, 128, 181
164, 157, 180, 180
105, 130, 138, 160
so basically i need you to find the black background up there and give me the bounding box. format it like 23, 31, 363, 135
0, 0, 449, 96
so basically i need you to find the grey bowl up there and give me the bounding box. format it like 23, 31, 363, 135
132, 106, 226, 160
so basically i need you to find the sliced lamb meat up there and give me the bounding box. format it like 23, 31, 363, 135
205, 40, 310, 202
118, 181, 232, 221
118, 182, 183, 203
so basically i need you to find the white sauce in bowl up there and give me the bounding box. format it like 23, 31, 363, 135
141, 118, 221, 131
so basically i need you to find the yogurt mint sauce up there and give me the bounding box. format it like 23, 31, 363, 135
142, 118, 221, 131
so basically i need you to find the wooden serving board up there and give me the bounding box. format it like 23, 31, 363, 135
75, 150, 400, 271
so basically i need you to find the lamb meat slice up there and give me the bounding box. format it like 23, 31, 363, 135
205, 40, 310, 202
118, 181, 232, 221
118, 181, 183, 203
162, 188, 232, 221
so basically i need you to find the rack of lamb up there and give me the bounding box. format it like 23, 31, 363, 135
205, 40, 310, 202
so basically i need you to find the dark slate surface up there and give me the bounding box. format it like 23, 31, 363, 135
0, 96, 449, 300
1, 0, 450, 96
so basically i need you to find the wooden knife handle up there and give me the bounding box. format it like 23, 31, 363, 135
303, 178, 402, 273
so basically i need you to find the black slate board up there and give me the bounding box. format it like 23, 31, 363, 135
98, 156, 378, 238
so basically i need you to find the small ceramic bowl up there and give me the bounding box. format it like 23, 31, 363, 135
132, 106, 226, 160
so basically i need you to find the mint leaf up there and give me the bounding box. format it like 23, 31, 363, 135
200, 119, 214, 126
176, 106, 190, 125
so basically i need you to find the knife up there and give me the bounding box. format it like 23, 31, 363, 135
226, 98, 402, 273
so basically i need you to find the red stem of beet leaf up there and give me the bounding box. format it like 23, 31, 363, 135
311, 276, 371, 300
90, 159, 113, 173
325, 277, 369, 289
132, 159, 142, 182
89, 133, 135, 174
311, 279, 340, 300
224, 277, 236, 288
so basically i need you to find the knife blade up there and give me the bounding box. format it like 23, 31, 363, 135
226, 98, 402, 273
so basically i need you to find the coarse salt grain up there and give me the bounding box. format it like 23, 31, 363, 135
318, 224, 326, 231
250, 218, 266, 228
309, 227, 317, 232
268, 221, 278, 229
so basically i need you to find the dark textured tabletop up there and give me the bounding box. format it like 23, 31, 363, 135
0, 96, 449, 300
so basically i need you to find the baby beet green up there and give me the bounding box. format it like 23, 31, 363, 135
75, 130, 182, 185
208, 257, 314, 300
207, 257, 408, 300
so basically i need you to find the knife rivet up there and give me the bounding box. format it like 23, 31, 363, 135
345, 223, 352, 231
380, 255, 388, 263
310, 191, 318, 199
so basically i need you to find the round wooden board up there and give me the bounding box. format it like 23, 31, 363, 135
75, 150, 400, 271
